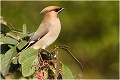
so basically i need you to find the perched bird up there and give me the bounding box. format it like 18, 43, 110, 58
22, 6, 64, 50
18, 6, 83, 72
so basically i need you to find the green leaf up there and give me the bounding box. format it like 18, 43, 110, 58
18, 48, 38, 77
17, 40, 27, 50
7, 30, 27, 40
0, 54, 5, 59
1, 46, 17, 76
27, 32, 34, 37
0, 34, 4, 38
23, 24, 27, 34
6, 31, 22, 40
18, 48, 38, 64
0, 44, 11, 54
17, 32, 34, 40
62, 64, 74, 79
0, 17, 14, 34
22, 55, 37, 77
10, 30, 23, 36
12, 57, 19, 64
1, 36, 18, 45
8, 45, 14, 48
11, 29, 23, 33
1, 24, 11, 34
7, 31, 18, 38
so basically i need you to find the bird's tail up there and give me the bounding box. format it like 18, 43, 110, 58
18, 41, 30, 52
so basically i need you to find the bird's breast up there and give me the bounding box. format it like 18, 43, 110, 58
48, 18, 61, 34
32, 17, 61, 49
43, 19, 61, 48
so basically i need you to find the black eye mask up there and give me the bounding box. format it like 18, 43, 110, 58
54, 9, 61, 12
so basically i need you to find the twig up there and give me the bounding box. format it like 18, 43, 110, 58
38, 51, 43, 66
6, 33, 20, 41
54, 51, 60, 79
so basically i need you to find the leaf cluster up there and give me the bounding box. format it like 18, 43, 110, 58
0, 17, 77, 79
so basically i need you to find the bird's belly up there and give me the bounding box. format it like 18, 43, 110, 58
42, 33, 59, 49
31, 22, 61, 50
32, 32, 60, 50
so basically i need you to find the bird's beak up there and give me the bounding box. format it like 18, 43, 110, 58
57, 8, 64, 14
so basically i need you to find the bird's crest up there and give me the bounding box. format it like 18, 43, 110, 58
40, 6, 61, 14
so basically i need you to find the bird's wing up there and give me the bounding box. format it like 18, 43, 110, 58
19, 23, 49, 51
29, 23, 49, 43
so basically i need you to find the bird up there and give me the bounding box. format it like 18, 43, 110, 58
21, 6, 64, 50
17, 6, 83, 72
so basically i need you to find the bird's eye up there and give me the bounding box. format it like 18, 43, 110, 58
54, 9, 60, 12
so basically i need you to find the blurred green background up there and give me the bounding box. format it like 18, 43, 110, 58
1, 1, 119, 79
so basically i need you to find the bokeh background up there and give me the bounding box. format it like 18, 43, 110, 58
1, 1, 119, 79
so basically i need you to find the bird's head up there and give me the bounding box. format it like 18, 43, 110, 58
40, 6, 64, 17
